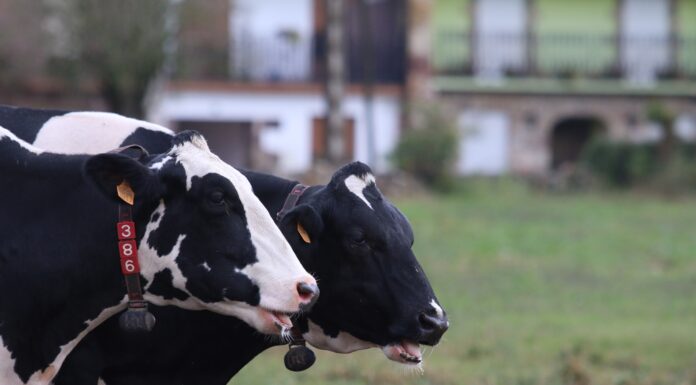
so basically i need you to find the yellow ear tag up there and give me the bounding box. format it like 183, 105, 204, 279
297, 222, 311, 244
116, 181, 135, 206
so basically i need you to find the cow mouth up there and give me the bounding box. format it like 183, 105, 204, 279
381, 340, 422, 365
261, 308, 294, 332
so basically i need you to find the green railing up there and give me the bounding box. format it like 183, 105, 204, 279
435, 31, 696, 80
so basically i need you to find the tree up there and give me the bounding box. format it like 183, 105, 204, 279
54, 0, 170, 117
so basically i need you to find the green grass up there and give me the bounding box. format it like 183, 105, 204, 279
233, 181, 696, 385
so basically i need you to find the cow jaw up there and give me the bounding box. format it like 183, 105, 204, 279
381, 341, 423, 365
243, 306, 295, 335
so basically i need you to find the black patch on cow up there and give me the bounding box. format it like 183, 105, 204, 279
121, 128, 173, 154
148, 269, 189, 301
145, 163, 187, 257
174, 173, 260, 306
0, 104, 69, 143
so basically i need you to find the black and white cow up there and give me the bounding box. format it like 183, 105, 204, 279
0, 105, 449, 385
0, 126, 317, 385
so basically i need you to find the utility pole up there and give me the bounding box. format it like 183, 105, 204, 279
324, 0, 345, 164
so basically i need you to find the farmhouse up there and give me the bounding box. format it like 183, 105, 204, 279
0, 0, 694, 177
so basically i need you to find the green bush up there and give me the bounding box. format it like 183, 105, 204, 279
581, 136, 696, 192
392, 105, 458, 190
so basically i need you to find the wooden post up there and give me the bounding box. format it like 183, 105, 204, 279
669, 0, 679, 75
324, 0, 346, 164
615, 0, 624, 76
405, 0, 433, 131
526, 0, 537, 75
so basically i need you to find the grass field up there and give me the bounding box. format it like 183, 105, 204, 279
233, 181, 696, 385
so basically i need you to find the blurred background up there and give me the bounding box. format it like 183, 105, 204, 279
1, 0, 695, 384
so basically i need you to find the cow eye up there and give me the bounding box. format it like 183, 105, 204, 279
351, 234, 367, 246
209, 191, 225, 205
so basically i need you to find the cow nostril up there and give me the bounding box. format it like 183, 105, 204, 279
297, 282, 320, 302
418, 313, 438, 330
417, 312, 449, 345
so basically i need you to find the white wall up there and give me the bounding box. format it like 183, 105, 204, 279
147, 89, 401, 175
457, 111, 510, 175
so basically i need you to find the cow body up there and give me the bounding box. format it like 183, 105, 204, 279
0, 105, 448, 385
0, 125, 316, 385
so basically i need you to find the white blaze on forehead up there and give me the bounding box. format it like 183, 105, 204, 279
0, 125, 43, 155
344, 173, 376, 210
34, 111, 174, 154
168, 136, 311, 312
430, 299, 444, 318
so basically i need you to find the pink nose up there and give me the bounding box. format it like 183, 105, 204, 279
297, 281, 320, 310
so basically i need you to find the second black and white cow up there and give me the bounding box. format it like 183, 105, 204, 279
0, 126, 317, 385
0, 105, 448, 384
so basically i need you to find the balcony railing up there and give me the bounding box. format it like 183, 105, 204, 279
174, 32, 406, 85
435, 31, 696, 82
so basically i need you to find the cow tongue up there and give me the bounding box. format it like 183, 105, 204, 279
381, 340, 422, 364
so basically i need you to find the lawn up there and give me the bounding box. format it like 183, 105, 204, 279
233, 181, 696, 385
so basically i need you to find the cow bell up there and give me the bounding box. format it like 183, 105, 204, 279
284, 344, 316, 372
119, 307, 156, 332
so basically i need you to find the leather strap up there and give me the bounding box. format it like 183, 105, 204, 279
117, 204, 145, 305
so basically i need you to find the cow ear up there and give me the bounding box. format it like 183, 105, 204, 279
84, 153, 161, 205
283, 204, 323, 244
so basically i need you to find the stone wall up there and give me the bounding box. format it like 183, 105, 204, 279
441, 92, 696, 175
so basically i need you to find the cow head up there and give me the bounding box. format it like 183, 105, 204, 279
279, 162, 448, 365
85, 131, 318, 336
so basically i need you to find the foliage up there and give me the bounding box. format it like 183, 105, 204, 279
581, 137, 696, 192
234, 184, 696, 385
48, 0, 171, 117
645, 102, 675, 126
581, 138, 658, 187
392, 104, 458, 190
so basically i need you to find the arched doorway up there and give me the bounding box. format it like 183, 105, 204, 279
550, 117, 606, 170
